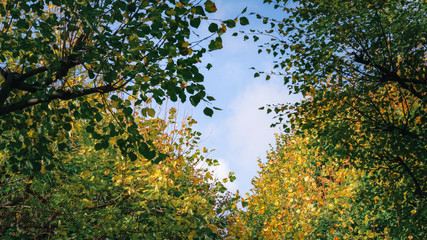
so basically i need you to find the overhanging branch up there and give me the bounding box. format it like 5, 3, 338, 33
0, 84, 122, 116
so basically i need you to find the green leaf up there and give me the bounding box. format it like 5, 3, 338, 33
208, 37, 223, 51
95, 142, 105, 150
240, 17, 249, 26
86, 125, 95, 133
63, 123, 72, 131
139, 142, 156, 160
208, 23, 218, 33
223, 19, 236, 28
123, 107, 133, 116
128, 152, 137, 161
229, 172, 236, 182
207, 96, 216, 101
147, 108, 155, 118
203, 107, 214, 117
190, 17, 201, 28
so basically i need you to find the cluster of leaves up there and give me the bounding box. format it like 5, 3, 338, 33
254, 0, 426, 200
0, 0, 247, 174
0, 1, 246, 239
228, 134, 425, 239
0, 103, 238, 239
0, 0, 220, 114
231, 0, 425, 239
228, 134, 360, 239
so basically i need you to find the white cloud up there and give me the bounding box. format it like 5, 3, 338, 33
226, 82, 283, 159
195, 157, 239, 193
221, 80, 293, 194
187, 0, 303, 196
194, 79, 300, 196
192, 43, 302, 196
210, 158, 239, 193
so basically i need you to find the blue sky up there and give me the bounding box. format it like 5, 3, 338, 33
178, 0, 301, 196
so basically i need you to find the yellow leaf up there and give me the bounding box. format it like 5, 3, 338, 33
81, 170, 91, 178
188, 230, 197, 239
124, 176, 134, 185
129, 35, 138, 42
167, 178, 174, 187
204, 1, 217, 13
182, 41, 190, 48
82, 198, 94, 208
175, 2, 184, 8
25, 118, 34, 126
28, 129, 37, 138
221, 23, 227, 32
40, 161, 46, 174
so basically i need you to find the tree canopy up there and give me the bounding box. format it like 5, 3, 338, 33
1, 0, 426, 239
0, 1, 242, 238
0, 0, 248, 173
253, 0, 426, 201
1, 106, 238, 239
229, 133, 425, 239
231, 0, 426, 238
0, 0, 226, 115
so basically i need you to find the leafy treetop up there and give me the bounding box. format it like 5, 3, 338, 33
0, 0, 230, 115
251, 0, 426, 200
0, 0, 247, 169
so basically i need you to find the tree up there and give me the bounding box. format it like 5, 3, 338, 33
228, 133, 425, 239
251, 0, 425, 219
0, 2, 244, 237
0, 0, 243, 171
1, 106, 238, 239
0, 0, 224, 115
228, 134, 365, 239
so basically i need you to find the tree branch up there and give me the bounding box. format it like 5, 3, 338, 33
0, 33, 89, 111
18, 66, 49, 81
0, 84, 122, 116
394, 156, 424, 198
0, 70, 16, 107
354, 55, 426, 103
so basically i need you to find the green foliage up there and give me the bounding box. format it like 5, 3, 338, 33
0, 107, 238, 239
0, 0, 245, 171
0, 0, 221, 114
0, 2, 248, 238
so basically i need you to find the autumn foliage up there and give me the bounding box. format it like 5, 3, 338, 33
231, 0, 425, 239
1, 0, 426, 239
0, 105, 237, 238
228, 133, 425, 239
